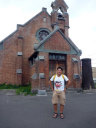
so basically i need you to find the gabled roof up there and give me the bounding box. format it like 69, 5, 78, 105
0, 8, 50, 44
34, 27, 82, 56
63, 0, 69, 9
58, 0, 69, 9
24, 8, 50, 26
51, 0, 69, 10
0, 30, 18, 43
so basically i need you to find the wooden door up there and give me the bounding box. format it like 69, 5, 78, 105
49, 60, 66, 79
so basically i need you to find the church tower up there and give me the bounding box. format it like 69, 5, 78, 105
51, 0, 69, 37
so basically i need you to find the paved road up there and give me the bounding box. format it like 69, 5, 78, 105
0, 92, 96, 128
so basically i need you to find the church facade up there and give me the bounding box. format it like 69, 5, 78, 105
0, 0, 82, 89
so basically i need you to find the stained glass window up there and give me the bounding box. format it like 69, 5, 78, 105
38, 30, 49, 41
36, 28, 50, 42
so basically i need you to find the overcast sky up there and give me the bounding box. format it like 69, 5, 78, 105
0, 0, 96, 67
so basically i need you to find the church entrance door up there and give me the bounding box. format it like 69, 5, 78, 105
49, 53, 66, 79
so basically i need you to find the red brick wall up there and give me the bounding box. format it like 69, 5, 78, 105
0, 50, 4, 84
30, 62, 39, 89
29, 53, 81, 89
67, 55, 82, 88
0, 11, 52, 85
66, 55, 73, 87
16, 37, 23, 85
20, 11, 52, 85
44, 31, 71, 51
29, 52, 50, 90
0, 32, 19, 85
0, 9, 81, 89
39, 52, 49, 89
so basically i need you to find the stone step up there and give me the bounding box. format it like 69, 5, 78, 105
83, 89, 96, 93
67, 88, 83, 93
37, 90, 47, 96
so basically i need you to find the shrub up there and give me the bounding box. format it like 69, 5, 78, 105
0, 83, 37, 96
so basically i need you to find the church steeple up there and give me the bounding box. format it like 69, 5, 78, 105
51, 0, 69, 37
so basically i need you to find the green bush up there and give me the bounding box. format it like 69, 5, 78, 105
16, 85, 31, 95
0, 83, 19, 89
16, 89, 21, 95
0, 83, 37, 96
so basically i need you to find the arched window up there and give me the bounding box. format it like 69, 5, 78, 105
58, 8, 63, 14
36, 28, 50, 42
57, 7, 64, 20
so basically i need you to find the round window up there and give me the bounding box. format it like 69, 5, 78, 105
36, 28, 50, 41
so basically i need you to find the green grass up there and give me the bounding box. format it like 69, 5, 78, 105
16, 85, 37, 96
0, 83, 37, 96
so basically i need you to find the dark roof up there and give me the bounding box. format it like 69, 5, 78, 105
34, 27, 82, 55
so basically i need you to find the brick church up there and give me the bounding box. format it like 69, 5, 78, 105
0, 0, 82, 90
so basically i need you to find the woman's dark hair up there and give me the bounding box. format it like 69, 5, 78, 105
57, 67, 63, 71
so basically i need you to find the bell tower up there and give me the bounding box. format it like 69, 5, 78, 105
51, 0, 69, 37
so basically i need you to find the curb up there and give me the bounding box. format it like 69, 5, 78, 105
83, 89, 96, 93
0, 89, 16, 96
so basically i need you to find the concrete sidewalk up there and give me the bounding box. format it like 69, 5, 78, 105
0, 92, 96, 128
